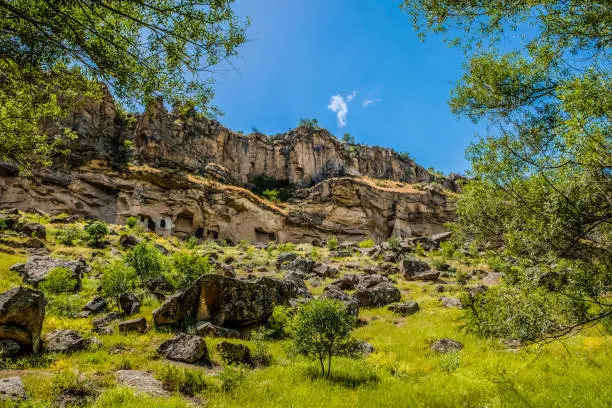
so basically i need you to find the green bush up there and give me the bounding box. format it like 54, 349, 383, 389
99, 259, 137, 307
414, 242, 426, 256
0, 219, 7, 230
267, 305, 293, 339
167, 251, 211, 290
45, 293, 84, 317
456, 271, 469, 286
55, 225, 82, 246
126, 216, 138, 229
39, 267, 78, 294
387, 236, 402, 252
440, 352, 460, 373
310, 246, 321, 261
292, 299, 357, 378
85, 221, 109, 247
358, 239, 374, 248
125, 241, 168, 287
327, 236, 338, 250
157, 365, 210, 396
263, 189, 280, 202
277, 242, 295, 252
184, 236, 199, 249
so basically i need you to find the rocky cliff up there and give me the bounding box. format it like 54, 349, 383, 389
0, 93, 462, 243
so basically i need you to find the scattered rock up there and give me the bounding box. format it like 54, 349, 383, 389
283, 256, 314, 275
157, 334, 210, 364
405, 270, 440, 281
119, 234, 141, 249
13, 255, 86, 288
400, 257, 430, 276
430, 232, 452, 244
118, 317, 147, 334
119, 293, 141, 316
356, 274, 388, 290
440, 297, 462, 308
83, 296, 107, 314
320, 285, 359, 316
0, 286, 46, 353
283, 271, 312, 299
196, 321, 241, 339
276, 252, 298, 266
0, 377, 27, 401
329, 250, 352, 258
0, 339, 21, 357
43, 329, 90, 353
19, 223, 46, 240
93, 312, 123, 334
388, 301, 419, 316
256, 277, 298, 306
153, 274, 273, 329
115, 370, 169, 398
353, 282, 401, 307
216, 341, 253, 366
330, 274, 358, 290
351, 339, 374, 355
312, 263, 339, 278
431, 338, 463, 354
0, 211, 20, 230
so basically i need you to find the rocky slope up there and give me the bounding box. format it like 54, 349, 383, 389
0, 93, 462, 243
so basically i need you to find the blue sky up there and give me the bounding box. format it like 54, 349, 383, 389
212, 0, 484, 174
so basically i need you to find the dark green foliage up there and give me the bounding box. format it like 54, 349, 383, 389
267, 306, 293, 340
85, 221, 109, 247
125, 241, 168, 288
99, 259, 137, 307
251, 174, 294, 201
341, 133, 355, 144
55, 225, 83, 246
39, 267, 77, 294
292, 299, 357, 378
298, 118, 319, 130
126, 216, 138, 229
167, 251, 212, 290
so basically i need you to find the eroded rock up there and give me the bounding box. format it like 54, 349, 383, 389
0, 286, 46, 353
388, 301, 419, 316
157, 334, 210, 364
43, 329, 90, 353
353, 282, 401, 307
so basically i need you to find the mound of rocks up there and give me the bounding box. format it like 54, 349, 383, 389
353, 282, 401, 307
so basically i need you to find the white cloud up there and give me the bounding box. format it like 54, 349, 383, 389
327, 90, 356, 128
362, 98, 382, 108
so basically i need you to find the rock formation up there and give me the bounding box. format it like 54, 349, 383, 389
0, 92, 463, 243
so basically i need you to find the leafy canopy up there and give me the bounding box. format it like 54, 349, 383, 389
402, 0, 611, 340
0, 0, 248, 172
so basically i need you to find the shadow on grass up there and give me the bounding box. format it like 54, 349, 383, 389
304, 364, 380, 388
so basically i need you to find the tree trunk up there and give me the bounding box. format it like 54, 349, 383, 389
319, 357, 325, 377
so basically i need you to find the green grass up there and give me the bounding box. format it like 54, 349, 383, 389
0, 251, 26, 292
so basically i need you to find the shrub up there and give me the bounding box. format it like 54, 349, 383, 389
310, 246, 321, 261
85, 221, 109, 247
414, 242, 426, 256
326, 236, 338, 250
0, 219, 7, 230
250, 330, 274, 367
440, 352, 460, 373
39, 267, 78, 294
387, 236, 402, 252
218, 366, 246, 393
267, 305, 292, 339
292, 299, 357, 378
167, 251, 212, 289
55, 225, 82, 246
456, 271, 469, 286
157, 365, 210, 396
277, 242, 295, 252
45, 294, 84, 317
358, 239, 374, 248
184, 236, 199, 249
263, 189, 280, 202
341, 132, 355, 144
299, 118, 319, 129
126, 216, 138, 229
125, 241, 168, 287
99, 259, 137, 307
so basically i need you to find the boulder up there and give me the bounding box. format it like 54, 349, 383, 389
216, 341, 253, 366
196, 321, 241, 339
118, 317, 147, 334
320, 285, 359, 316
19, 223, 46, 240
0, 339, 21, 357
330, 274, 358, 290
157, 334, 210, 364
0, 211, 20, 230
0, 287, 46, 353
83, 296, 107, 314
43, 329, 89, 353
276, 252, 298, 266
14, 255, 86, 288
440, 297, 462, 308
356, 274, 388, 290
119, 293, 141, 316
255, 277, 297, 306
353, 282, 401, 307
431, 338, 463, 354
351, 339, 374, 355
400, 257, 429, 276
283, 256, 314, 274
93, 312, 123, 334
283, 271, 312, 299
312, 263, 339, 278
153, 274, 273, 329
119, 234, 141, 249
0, 377, 27, 402
405, 271, 440, 281
388, 301, 419, 316
430, 231, 452, 244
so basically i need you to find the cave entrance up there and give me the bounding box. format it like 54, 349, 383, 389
207, 228, 219, 240
255, 228, 276, 243
174, 212, 194, 234
147, 218, 155, 231
195, 227, 204, 239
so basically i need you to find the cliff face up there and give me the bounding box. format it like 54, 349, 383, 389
0, 94, 461, 243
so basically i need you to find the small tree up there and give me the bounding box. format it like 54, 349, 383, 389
299, 118, 319, 130
85, 221, 109, 247
100, 259, 136, 308
125, 241, 168, 288
342, 133, 355, 144
167, 251, 212, 290
263, 189, 280, 203
39, 267, 78, 294
126, 216, 138, 229
292, 299, 357, 378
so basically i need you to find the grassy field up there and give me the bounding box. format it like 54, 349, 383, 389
0, 219, 610, 408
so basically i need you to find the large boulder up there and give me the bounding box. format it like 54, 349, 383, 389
330, 274, 358, 290
196, 321, 241, 339
283, 271, 312, 299
216, 341, 253, 366
0, 339, 21, 358
119, 234, 142, 249
400, 257, 429, 276
255, 277, 298, 306
19, 223, 46, 240
153, 274, 273, 329
353, 282, 401, 307
43, 329, 89, 353
282, 256, 314, 275
119, 293, 141, 316
157, 334, 210, 364
83, 296, 107, 314
118, 317, 147, 334
320, 285, 359, 316
0, 287, 46, 353
13, 256, 86, 288
312, 263, 339, 278
356, 274, 388, 290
